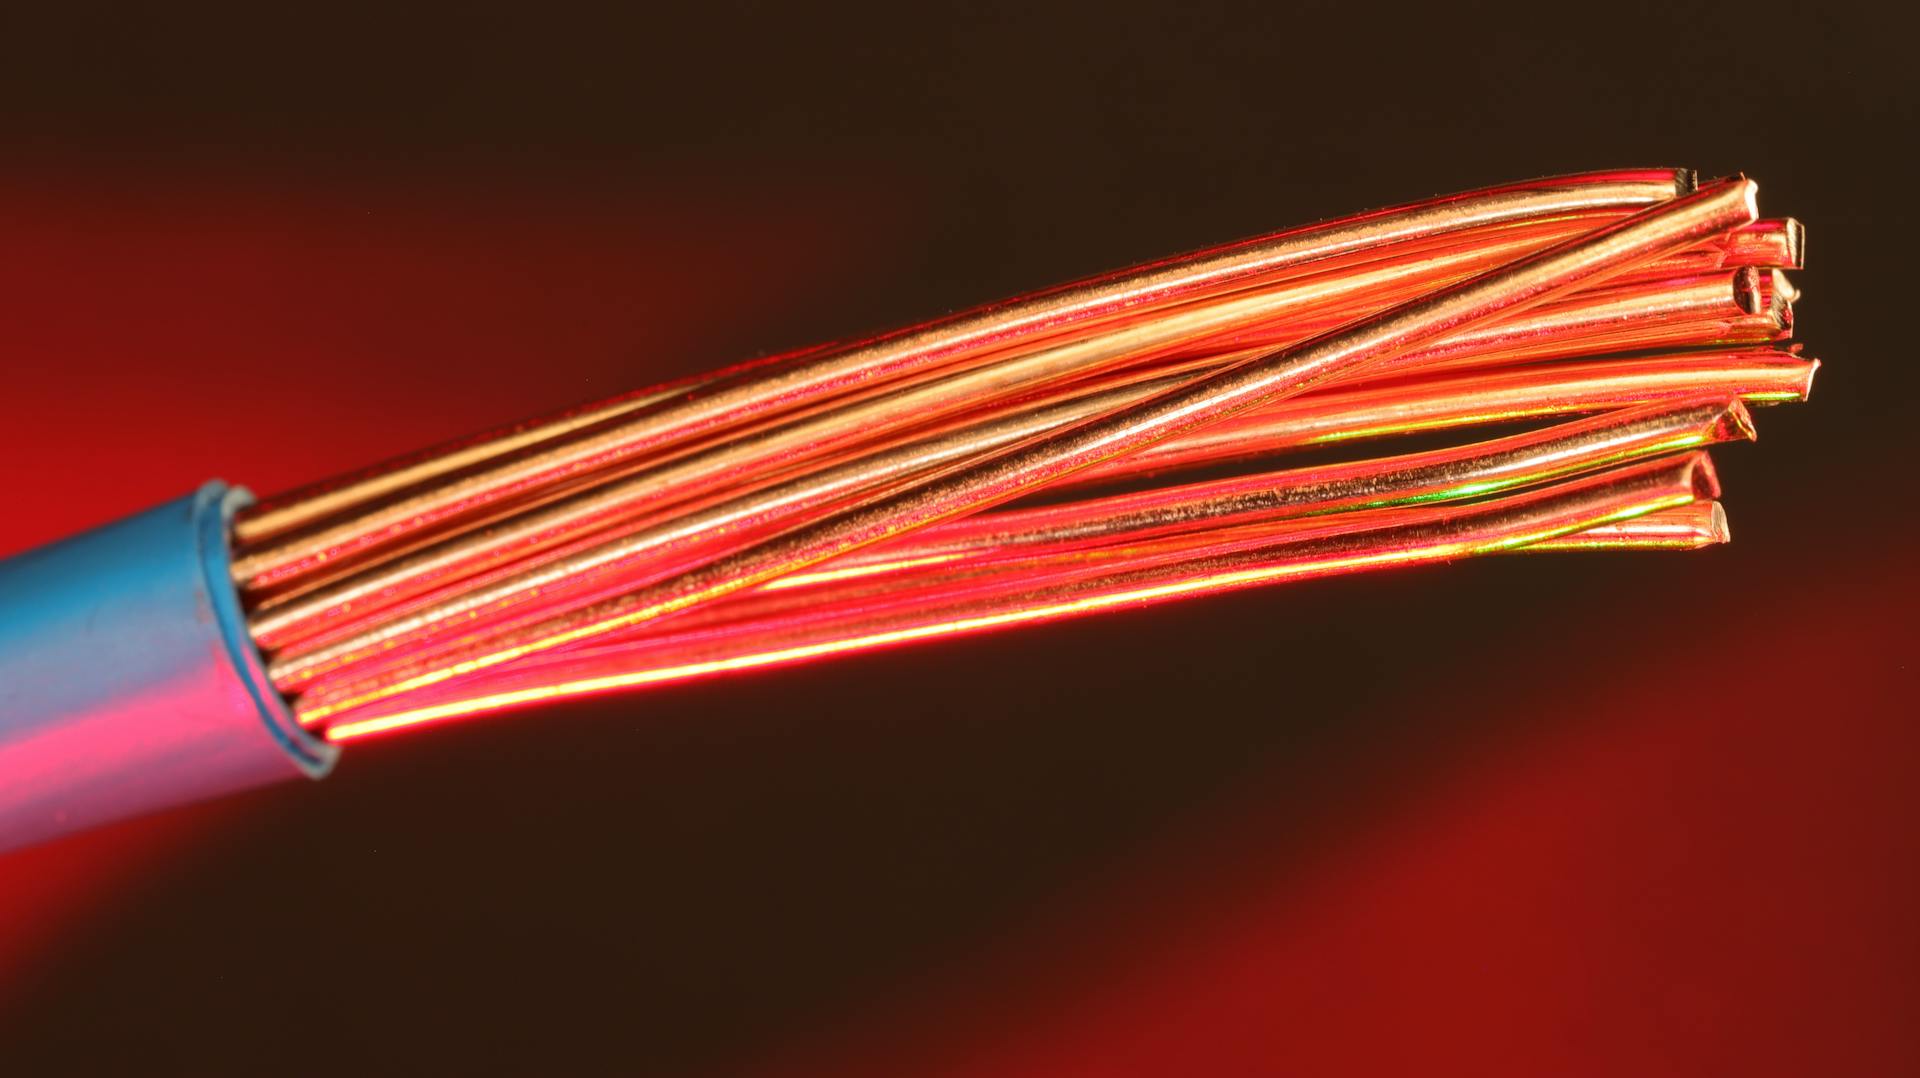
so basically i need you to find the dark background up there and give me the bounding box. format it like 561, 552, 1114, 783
0, 2, 1914, 1074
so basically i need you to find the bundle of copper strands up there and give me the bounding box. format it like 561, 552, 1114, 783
234, 169, 1812, 742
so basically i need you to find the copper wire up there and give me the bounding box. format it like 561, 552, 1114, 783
248, 262, 1783, 654
317, 453, 1719, 741
270, 395, 1751, 689
242, 220, 1603, 603
222, 170, 1814, 741
1519, 500, 1728, 551
730, 398, 1754, 596
254, 344, 1813, 658
287, 179, 1762, 724
1064, 350, 1813, 486
231, 171, 1689, 592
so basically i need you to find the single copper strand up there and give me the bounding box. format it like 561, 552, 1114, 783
1520, 500, 1728, 550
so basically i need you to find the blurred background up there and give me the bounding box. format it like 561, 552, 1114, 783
0, 2, 1913, 1073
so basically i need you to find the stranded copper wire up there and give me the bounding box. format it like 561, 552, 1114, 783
213, 171, 1812, 742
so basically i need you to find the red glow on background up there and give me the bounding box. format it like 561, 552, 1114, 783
0, 163, 898, 1000
744, 558, 1919, 1077
0, 164, 1911, 1074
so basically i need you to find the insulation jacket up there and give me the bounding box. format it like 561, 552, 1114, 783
0, 482, 334, 852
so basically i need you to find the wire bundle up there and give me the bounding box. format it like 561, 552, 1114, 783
232, 170, 1812, 741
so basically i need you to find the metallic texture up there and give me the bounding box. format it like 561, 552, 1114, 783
146, 168, 1807, 744
319, 454, 1717, 741
740, 399, 1753, 593
232, 171, 1687, 593
289, 179, 1762, 724
0, 168, 1822, 842
271, 396, 1750, 691
249, 266, 1788, 657
1066, 350, 1813, 486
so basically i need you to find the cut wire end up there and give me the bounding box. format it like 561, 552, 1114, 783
216, 170, 1809, 741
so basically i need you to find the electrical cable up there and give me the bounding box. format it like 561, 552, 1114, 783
0, 169, 1814, 851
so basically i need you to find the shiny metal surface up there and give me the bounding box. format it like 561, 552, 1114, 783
233, 171, 1687, 593
318, 453, 1719, 740
287, 179, 1761, 725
